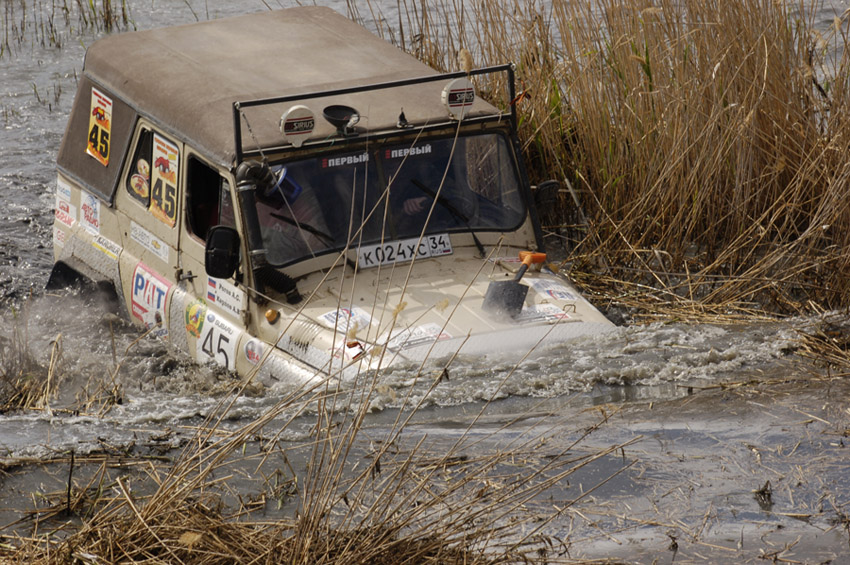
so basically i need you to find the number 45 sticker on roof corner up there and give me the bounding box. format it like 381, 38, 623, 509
87, 87, 112, 167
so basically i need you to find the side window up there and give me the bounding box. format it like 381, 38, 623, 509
127, 128, 153, 206
125, 127, 180, 227
186, 156, 235, 241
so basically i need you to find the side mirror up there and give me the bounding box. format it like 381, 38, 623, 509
205, 225, 241, 279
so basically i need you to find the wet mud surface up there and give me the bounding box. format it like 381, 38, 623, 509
371, 371, 850, 562
557, 376, 850, 562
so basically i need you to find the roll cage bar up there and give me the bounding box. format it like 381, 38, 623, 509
232, 64, 517, 164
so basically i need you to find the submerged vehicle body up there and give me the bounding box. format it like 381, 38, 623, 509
51, 7, 614, 386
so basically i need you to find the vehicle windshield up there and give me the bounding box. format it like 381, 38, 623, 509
254, 132, 526, 266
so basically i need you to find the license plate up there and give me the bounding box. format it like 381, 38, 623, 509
357, 234, 452, 269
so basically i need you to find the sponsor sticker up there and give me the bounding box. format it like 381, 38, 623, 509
318, 307, 372, 335
515, 304, 570, 325
130, 221, 169, 263
131, 263, 171, 338
53, 226, 66, 247
206, 277, 246, 317
331, 340, 366, 361
55, 201, 76, 229
150, 134, 179, 226
244, 339, 264, 365
321, 152, 368, 168
56, 176, 73, 202
527, 278, 577, 302
448, 88, 475, 108
80, 191, 100, 234
55, 195, 76, 222
197, 311, 239, 371
53, 172, 74, 239
130, 172, 150, 203
184, 300, 207, 338
382, 323, 452, 352
92, 235, 121, 261
357, 233, 452, 269
283, 116, 314, 135
385, 144, 432, 160
86, 87, 112, 166
128, 153, 151, 205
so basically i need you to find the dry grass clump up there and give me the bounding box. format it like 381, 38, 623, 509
362, 0, 850, 318
795, 309, 850, 373
21, 498, 490, 564
0, 313, 60, 413
0, 301, 137, 416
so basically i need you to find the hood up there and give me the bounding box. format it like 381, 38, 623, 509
258, 249, 615, 380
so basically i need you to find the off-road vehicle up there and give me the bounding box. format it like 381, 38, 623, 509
51, 7, 613, 386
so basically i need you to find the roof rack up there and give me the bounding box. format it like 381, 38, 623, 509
232, 63, 516, 163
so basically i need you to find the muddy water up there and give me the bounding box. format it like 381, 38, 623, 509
2, 1, 850, 562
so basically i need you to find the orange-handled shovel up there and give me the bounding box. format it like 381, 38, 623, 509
482, 251, 547, 318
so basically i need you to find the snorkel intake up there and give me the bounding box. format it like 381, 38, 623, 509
235, 160, 302, 304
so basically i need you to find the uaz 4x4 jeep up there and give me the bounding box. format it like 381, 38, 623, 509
51, 7, 613, 386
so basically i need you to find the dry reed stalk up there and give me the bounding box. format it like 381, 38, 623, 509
15, 418, 633, 564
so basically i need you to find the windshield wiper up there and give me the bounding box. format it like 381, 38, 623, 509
270, 212, 335, 246
411, 179, 486, 257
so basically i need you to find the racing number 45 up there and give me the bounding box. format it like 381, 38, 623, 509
196, 314, 239, 371
89, 123, 109, 159
151, 178, 177, 221
201, 327, 230, 368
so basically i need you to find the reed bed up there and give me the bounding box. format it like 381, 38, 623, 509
362, 0, 850, 318
7, 0, 848, 317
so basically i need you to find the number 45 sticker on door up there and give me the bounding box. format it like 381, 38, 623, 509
197, 311, 240, 371
150, 133, 179, 227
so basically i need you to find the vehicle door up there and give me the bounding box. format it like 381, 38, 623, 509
115, 121, 182, 340
176, 152, 250, 373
